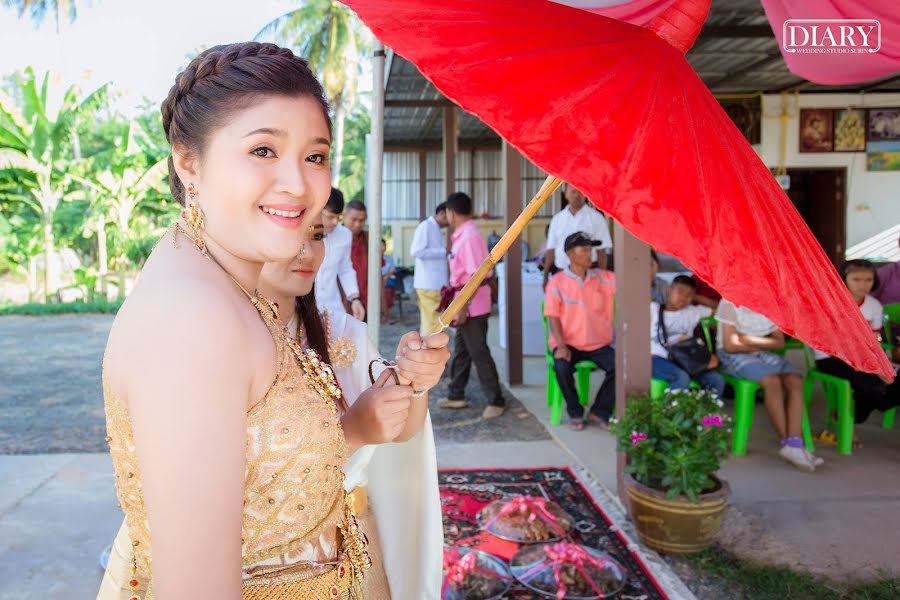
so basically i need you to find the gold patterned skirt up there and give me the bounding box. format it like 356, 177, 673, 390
98, 488, 390, 600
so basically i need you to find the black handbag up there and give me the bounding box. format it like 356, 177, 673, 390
657, 304, 715, 377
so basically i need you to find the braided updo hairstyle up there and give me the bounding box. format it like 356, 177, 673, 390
160, 42, 331, 206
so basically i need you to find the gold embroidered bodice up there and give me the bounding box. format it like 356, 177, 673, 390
104, 297, 354, 591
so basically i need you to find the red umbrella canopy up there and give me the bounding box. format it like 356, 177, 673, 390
342, 0, 894, 380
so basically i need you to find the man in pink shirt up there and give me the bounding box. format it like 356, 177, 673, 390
544, 232, 616, 430
437, 192, 505, 419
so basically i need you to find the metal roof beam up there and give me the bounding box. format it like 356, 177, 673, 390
697, 25, 774, 39
863, 73, 900, 92
704, 51, 785, 89
385, 99, 455, 108
417, 107, 443, 142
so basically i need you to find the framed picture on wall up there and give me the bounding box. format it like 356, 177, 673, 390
833, 109, 866, 152
799, 109, 833, 153
866, 108, 900, 142
866, 141, 900, 171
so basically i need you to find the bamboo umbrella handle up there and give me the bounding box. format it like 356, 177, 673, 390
432, 174, 562, 335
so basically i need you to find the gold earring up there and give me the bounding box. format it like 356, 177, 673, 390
184, 199, 207, 255
297, 243, 307, 258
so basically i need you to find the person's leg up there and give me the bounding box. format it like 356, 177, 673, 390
883, 378, 900, 412
416, 288, 441, 337
652, 356, 692, 390
851, 374, 888, 423
585, 345, 616, 421
697, 369, 725, 397
759, 374, 787, 439
461, 315, 505, 407
552, 352, 584, 420
447, 320, 473, 401
782, 373, 805, 439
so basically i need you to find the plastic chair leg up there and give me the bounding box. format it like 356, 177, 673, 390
549, 390, 563, 426
836, 394, 854, 456
884, 407, 897, 429
576, 363, 592, 407
731, 382, 757, 456
546, 364, 555, 407
650, 378, 668, 400
548, 376, 563, 426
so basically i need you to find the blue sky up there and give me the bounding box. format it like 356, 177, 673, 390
0, 0, 303, 113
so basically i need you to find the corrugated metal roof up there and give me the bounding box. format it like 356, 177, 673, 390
383, 0, 900, 146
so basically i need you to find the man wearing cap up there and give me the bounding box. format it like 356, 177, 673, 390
544, 231, 616, 430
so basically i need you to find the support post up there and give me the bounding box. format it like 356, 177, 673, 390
613, 223, 651, 503
443, 106, 458, 198
367, 42, 386, 345
419, 150, 427, 220
502, 142, 523, 385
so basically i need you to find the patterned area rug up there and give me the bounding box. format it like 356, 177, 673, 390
440, 467, 668, 599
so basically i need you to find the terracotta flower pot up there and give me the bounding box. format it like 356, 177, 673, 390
623, 473, 730, 555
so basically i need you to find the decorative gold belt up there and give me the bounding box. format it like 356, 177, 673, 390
345, 486, 368, 516
242, 559, 359, 599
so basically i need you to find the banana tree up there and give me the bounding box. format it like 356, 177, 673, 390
0, 67, 106, 302
256, 0, 369, 188
74, 120, 167, 299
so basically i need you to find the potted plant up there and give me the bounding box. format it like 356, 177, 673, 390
609, 388, 732, 554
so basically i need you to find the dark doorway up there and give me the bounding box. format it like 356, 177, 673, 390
781, 168, 847, 267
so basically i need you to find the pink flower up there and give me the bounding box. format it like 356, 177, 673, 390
702, 414, 723, 428
630, 431, 648, 446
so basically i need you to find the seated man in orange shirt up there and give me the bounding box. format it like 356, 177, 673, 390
544, 232, 616, 431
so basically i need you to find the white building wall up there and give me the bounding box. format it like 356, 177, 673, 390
383, 150, 559, 220
755, 92, 900, 259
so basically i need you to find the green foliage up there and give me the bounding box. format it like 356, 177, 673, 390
686, 546, 900, 600
340, 104, 370, 201
0, 67, 109, 300
0, 298, 123, 315
0, 67, 174, 303
609, 389, 731, 502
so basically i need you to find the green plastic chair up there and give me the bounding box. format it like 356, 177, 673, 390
541, 305, 595, 425
700, 317, 762, 455
649, 377, 699, 399
802, 345, 856, 455
881, 303, 899, 429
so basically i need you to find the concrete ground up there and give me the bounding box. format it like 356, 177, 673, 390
492, 315, 900, 582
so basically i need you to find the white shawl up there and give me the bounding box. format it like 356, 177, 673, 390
291, 310, 444, 599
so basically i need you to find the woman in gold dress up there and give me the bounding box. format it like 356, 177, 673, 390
98, 42, 449, 598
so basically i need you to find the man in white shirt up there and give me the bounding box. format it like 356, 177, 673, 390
543, 184, 612, 288
409, 202, 449, 336
316, 188, 366, 320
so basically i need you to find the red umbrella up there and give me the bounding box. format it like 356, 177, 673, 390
342, 0, 894, 380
